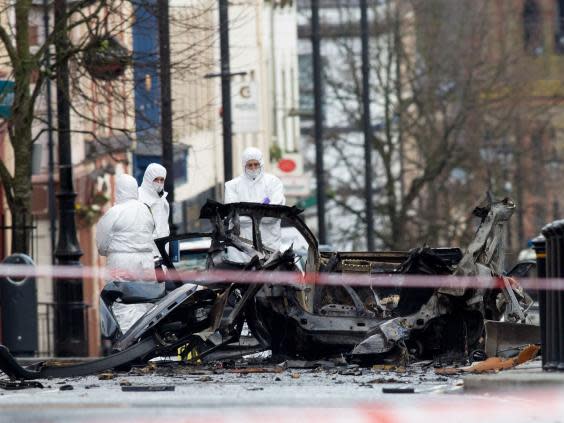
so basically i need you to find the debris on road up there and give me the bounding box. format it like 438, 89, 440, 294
382, 386, 415, 394
0, 380, 43, 390
225, 367, 284, 375
435, 344, 540, 375
121, 385, 175, 392
484, 320, 540, 358
98, 372, 115, 380
372, 365, 407, 373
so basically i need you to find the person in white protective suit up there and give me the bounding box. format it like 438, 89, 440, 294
224, 147, 286, 263
96, 174, 157, 333
138, 163, 170, 257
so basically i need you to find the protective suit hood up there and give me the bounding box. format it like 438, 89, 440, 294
140, 163, 167, 197
116, 174, 139, 204
138, 162, 170, 254
241, 147, 264, 181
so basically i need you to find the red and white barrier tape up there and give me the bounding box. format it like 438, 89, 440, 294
90, 388, 564, 423
0, 262, 560, 291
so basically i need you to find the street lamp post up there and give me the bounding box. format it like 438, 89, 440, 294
219, 0, 233, 182
53, 0, 87, 357
157, 0, 175, 231
360, 0, 375, 250
43, 0, 57, 263
311, 0, 327, 244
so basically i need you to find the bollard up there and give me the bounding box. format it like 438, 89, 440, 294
557, 220, 564, 371
541, 220, 564, 371
0, 254, 38, 356
532, 235, 547, 368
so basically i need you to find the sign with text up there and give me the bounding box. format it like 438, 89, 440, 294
232, 79, 260, 134
278, 174, 311, 197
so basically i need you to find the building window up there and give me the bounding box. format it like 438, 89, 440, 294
523, 0, 544, 55
298, 53, 314, 120
555, 0, 564, 53
174, 148, 188, 185
298, 53, 326, 123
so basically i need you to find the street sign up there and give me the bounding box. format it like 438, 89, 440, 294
0, 80, 14, 119
279, 174, 311, 197
232, 78, 260, 133
296, 195, 316, 209
273, 153, 304, 177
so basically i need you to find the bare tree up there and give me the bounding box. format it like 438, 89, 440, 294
0, 0, 217, 254
314, 0, 558, 253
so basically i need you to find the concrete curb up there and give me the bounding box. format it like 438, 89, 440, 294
463, 361, 564, 391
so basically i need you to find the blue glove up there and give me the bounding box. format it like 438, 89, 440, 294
262, 197, 271, 204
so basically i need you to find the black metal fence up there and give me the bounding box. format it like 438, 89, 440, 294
37, 302, 56, 356
37, 301, 90, 357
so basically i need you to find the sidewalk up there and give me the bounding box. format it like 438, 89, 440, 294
463, 358, 564, 391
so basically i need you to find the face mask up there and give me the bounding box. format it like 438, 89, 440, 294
152, 181, 165, 194
245, 168, 261, 180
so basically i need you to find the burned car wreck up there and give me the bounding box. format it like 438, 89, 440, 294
0, 196, 535, 379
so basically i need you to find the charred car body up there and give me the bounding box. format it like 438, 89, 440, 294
0, 196, 534, 379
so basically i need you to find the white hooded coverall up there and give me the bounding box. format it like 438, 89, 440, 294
224, 147, 286, 262
96, 174, 156, 333
138, 163, 170, 257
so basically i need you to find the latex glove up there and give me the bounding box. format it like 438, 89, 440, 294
262, 197, 271, 205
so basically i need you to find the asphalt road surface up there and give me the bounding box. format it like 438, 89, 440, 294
0, 360, 562, 423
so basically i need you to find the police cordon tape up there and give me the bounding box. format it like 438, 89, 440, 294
86, 388, 564, 423
0, 262, 561, 291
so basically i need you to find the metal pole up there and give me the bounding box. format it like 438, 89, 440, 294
54, 0, 86, 357
219, 0, 233, 182
43, 0, 57, 264
157, 0, 175, 232
311, 0, 326, 244
360, 0, 374, 250
532, 235, 547, 368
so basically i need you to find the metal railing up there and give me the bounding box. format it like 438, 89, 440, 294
37, 301, 90, 357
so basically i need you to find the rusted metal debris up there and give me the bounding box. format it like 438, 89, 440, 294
435, 344, 540, 375
224, 367, 284, 374
484, 320, 540, 358
0, 196, 537, 380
